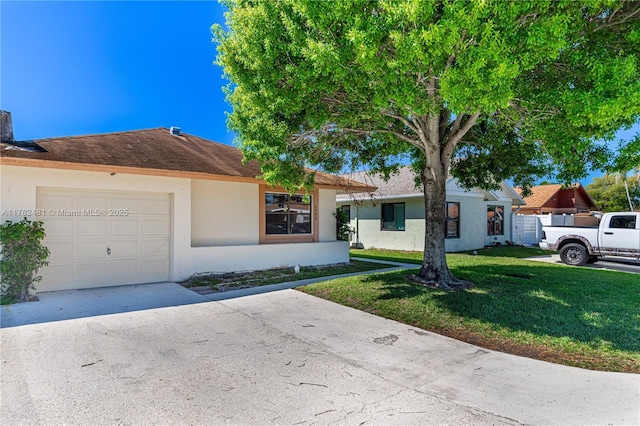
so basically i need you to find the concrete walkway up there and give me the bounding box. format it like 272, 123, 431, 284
1, 280, 638, 425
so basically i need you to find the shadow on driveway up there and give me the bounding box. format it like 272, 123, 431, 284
0, 282, 207, 328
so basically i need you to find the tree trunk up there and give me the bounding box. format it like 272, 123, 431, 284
407, 162, 473, 291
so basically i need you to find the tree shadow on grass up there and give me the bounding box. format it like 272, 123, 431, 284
362, 265, 640, 353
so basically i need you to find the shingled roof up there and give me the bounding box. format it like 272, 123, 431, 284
337, 165, 525, 204
516, 183, 597, 214
515, 184, 597, 210
337, 166, 422, 200
0, 127, 372, 190
514, 184, 564, 208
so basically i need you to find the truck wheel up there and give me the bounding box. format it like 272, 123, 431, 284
560, 243, 588, 266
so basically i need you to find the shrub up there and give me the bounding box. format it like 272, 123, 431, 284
334, 208, 352, 241
0, 218, 50, 303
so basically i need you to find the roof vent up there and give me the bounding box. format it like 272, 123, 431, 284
170, 126, 181, 136
1, 110, 14, 142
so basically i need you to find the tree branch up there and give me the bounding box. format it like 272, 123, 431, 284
450, 113, 463, 135
340, 128, 423, 149
593, 6, 640, 32
442, 112, 481, 163
443, 53, 456, 74
381, 109, 419, 135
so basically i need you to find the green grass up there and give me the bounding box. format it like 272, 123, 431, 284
350, 245, 550, 263
299, 248, 640, 372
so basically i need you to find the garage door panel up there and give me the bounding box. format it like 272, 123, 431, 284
110, 240, 139, 258
39, 265, 74, 292
39, 194, 75, 210
76, 241, 108, 260
111, 218, 139, 236
140, 259, 170, 283
43, 218, 74, 237
77, 195, 109, 210
142, 239, 169, 256
143, 198, 170, 215
142, 218, 169, 236
109, 261, 139, 285
77, 218, 109, 236
75, 263, 110, 287
111, 197, 139, 213
38, 189, 170, 291
45, 241, 74, 261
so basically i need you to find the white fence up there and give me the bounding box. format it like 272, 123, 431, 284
511, 213, 579, 246
512, 215, 543, 246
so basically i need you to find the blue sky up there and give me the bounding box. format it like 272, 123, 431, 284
1, 1, 636, 185
1, 0, 232, 144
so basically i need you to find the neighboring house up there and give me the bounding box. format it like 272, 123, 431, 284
336, 166, 525, 252
0, 114, 372, 293
514, 184, 598, 215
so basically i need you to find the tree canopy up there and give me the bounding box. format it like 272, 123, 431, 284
214, 0, 640, 289
587, 173, 640, 212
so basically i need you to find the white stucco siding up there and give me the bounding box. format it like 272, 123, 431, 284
347, 198, 423, 251
445, 194, 485, 252
187, 241, 349, 276
318, 188, 338, 242
484, 201, 512, 246
191, 179, 259, 247
2, 165, 349, 291
1, 165, 192, 286
343, 194, 487, 252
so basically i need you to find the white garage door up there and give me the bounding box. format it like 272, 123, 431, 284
37, 188, 170, 291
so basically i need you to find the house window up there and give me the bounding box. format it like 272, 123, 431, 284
265, 193, 312, 235
381, 202, 405, 231
487, 205, 504, 235
445, 202, 460, 238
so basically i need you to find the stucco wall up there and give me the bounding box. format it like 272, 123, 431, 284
191, 179, 259, 247
483, 201, 513, 246
318, 188, 337, 242
187, 241, 349, 276
342, 194, 488, 252
1, 165, 346, 290
1, 165, 192, 285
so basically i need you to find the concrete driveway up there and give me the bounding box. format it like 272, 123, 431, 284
527, 254, 640, 273
1, 284, 638, 425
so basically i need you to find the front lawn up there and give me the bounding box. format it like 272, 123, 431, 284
299, 248, 640, 373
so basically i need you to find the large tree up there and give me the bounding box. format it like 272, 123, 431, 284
587, 173, 640, 212
214, 0, 640, 290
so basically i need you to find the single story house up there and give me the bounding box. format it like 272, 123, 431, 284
336, 166, 525, 252
514, 184, 597, 215
0, 112, 372, 293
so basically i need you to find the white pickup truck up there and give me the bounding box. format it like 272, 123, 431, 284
539, 212, 640, 266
